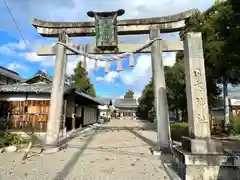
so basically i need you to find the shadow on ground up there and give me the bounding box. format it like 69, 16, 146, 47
52, 121, 171, 180
52, 129, 98, 180
66, 125, 158, 158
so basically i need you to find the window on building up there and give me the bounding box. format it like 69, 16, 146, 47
0, 75, 3, 81
6, 77, 9, 84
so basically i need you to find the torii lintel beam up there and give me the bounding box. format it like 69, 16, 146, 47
37, 41, 184, 56
31, 9, 197, 37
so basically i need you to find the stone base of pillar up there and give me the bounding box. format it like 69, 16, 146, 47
182, 136, 223, 154
150, 146, 172, 156
171, 139, 240, 180
150, 147, 162, 156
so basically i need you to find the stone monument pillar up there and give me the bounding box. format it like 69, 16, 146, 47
172, 32, 240, 180
182, 32, 221, 153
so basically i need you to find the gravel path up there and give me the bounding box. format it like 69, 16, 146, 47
0, 119, 170, 180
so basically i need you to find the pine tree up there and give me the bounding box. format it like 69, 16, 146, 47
71, 61, 96, 97
124, 90, 134, 98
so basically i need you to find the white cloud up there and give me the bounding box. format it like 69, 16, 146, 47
7, 40, 29, 50
104, 71, 119, 83
0, 40, 45, 63
0, 40, 33, 58
7, 61, 28, 72
96, 71, 119, 83
96, 76, 104, 82
120, 54, 152, 90
119, 52, 176, 91
0, 40, 28, 57
163, 52, 177, 67
20, 52, 42, 62
0, 45, 17, 57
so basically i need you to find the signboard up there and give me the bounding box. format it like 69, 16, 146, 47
230, 98, 240, 106
87, 10, 124, 50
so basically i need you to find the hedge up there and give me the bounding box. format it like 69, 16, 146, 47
170, 122, 188, 141
230, 116, 240, 135
103, 117, 110, 123
0, 133, 27, 147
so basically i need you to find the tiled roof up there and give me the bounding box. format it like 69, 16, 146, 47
24, 70, 52, 83
74, 90, 103, 105
34, 70, 51, 79
114, 98, 138, 108
0, 82, 71, 93
95, 97, 112, 105
0, 82, 102, 105
0, 66, 22, 81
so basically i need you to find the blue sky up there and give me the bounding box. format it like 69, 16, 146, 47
0, 0, 214, 98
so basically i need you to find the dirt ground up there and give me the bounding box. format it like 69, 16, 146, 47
0, 119, 171, 180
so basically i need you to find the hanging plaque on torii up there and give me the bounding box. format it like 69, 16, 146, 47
87, 9, 125, 52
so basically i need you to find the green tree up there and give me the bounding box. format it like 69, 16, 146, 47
165, 60, 186, 120
138, 79, 154, 119
124, 90, 134, 98
138, 51, 221, 121
138, 2, 240, 122
181, 2, 240, 127
181, 2, 240, 99
71, 61, 96, 97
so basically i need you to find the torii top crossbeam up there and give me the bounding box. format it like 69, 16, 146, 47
31, 9, 197, 37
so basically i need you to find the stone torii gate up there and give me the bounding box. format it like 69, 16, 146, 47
32, 9, 240, 180
32, 9, 194, 152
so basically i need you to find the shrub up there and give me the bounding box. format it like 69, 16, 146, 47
0, 134, 4, 148
147, 107, 155, 122
0, 133, 26, 146
230, 118, 240, 135
103, 117, 110, 123
170, 122, 188, 142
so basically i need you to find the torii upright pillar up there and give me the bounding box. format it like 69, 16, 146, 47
150, 26, 170, 153
45, 32, 69, 146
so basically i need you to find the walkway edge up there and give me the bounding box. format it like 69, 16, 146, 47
164, 163, 182, 180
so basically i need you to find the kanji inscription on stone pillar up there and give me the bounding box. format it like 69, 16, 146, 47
184, 32, 211, 138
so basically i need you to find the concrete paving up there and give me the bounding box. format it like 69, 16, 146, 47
0, 119, 171, 180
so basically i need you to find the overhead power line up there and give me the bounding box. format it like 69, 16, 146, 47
3, 0, 35, 60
